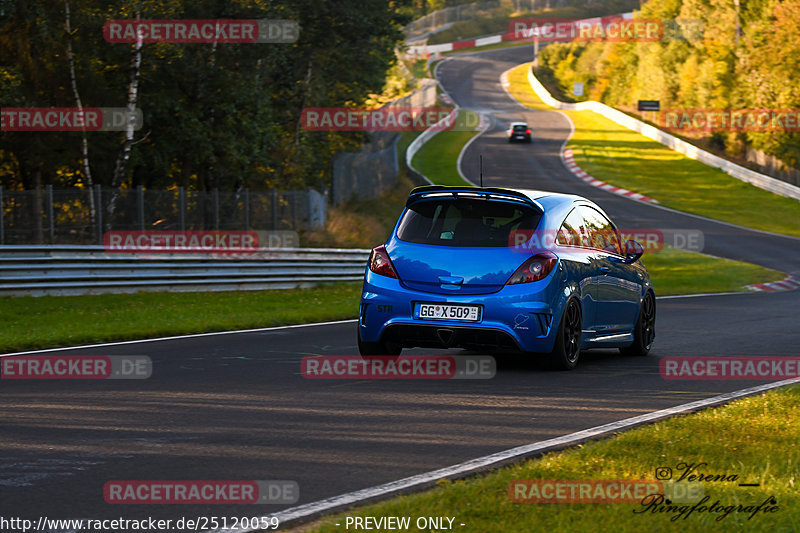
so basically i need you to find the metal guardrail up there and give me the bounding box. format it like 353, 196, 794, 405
0, 245, 370, 297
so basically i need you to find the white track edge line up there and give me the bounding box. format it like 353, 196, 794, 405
208, 377, 800, 533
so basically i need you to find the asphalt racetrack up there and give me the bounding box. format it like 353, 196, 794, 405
1, 47, 799, 526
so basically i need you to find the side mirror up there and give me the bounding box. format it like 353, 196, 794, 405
623, 239, 644, 264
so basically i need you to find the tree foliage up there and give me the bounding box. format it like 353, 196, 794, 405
537, 0, 800, 168
0, 0, 411, 191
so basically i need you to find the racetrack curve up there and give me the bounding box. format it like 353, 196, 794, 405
1, 46, 799, 527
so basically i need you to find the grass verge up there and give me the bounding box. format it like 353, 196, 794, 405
0, 284, 361, 353
504, 63, 800, 238
411, 109, 480, 186
643, 246, 783, 296
299, 383, 800, 533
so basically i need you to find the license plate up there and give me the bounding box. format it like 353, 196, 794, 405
414, 303, 480, 321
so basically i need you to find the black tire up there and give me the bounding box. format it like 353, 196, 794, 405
357, 327, 402, 357
620, 291, 656, 356
545, 299, 582, 370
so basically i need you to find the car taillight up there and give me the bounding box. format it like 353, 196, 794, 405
506, 252, 557, 284
368, 245, 398, 279
526, 129, 531, 134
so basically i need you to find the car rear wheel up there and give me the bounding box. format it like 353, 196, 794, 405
357, 327, 402, 357
620, 291, 655, 356
546, 299, 582, 370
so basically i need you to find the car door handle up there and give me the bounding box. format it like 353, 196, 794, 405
599, 266, 610, 274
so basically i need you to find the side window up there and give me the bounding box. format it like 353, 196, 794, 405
579, 206, 622, 255
557, 209, 589, 247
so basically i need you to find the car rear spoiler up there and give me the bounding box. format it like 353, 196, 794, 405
406, 185, 543, 211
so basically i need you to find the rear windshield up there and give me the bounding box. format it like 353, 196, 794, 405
513, 125, 528, 132
397, 199, 541, 247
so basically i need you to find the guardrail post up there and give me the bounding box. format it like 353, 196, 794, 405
244, 188, 250, 230
214, 188, 220, 230
95, 185, 102, 243
0, 185, 4, 245
47, 184, 55, 243
138, 185, 145, 231
179, 186, 185, 231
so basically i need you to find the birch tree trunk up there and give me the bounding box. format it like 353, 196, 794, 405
65, 0, 96, 227
108, 2, 144, 218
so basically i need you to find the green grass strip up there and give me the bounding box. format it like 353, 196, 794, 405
0, 283, 361, 353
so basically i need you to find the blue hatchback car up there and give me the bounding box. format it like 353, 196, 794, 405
358, 186, 656, 369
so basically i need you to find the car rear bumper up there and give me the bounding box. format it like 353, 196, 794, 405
359, 269, 563, 353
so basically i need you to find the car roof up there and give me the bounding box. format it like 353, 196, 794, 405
510, 122, 528, 127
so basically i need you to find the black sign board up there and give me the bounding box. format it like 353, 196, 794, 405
638, 100, 660, 112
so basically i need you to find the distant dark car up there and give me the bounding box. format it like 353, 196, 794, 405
508, 122, 531, 143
